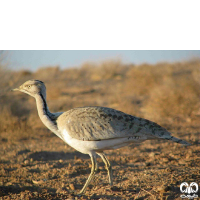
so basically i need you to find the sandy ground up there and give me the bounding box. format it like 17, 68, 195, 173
0, 122, 199, 200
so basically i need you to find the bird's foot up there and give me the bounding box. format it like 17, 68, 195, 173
77, 190, 86, 196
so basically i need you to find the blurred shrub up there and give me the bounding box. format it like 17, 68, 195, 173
1, 58, 200, 140
0, 64, 33, 138
125, 63, 172, 96
65, 59, 129, 82
34, 66, 60, 81
142, 64, 200, 122
92, 59, 128, 80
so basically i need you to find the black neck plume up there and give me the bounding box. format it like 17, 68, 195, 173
40, 93, 48, 113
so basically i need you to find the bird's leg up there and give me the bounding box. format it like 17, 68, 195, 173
95, 162, 99, 173
97, 153, 113, 186
79, 153, 97, 195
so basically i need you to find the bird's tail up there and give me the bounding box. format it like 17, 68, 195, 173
161, 135, 191, 146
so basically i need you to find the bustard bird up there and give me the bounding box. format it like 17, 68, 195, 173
12, 80, 190, 194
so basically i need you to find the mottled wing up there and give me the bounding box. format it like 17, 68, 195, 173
57, 106, 171, 141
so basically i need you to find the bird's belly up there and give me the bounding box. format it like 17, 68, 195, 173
61, 129, 145, 154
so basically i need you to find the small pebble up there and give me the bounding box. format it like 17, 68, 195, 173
69, 183, 75, 190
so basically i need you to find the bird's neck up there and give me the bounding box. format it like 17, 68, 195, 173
35, 93, 60, 136
35, 93, 52, 118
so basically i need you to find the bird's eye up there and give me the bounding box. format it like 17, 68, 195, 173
27, 85, 31, 89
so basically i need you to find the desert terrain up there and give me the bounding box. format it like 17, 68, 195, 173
0, 59, 199, 199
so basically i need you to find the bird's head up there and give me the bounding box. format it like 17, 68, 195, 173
12, 80, 46, 98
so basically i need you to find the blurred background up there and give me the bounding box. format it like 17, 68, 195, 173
1, 50, 200, 140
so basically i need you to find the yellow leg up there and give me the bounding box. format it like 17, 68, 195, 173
79, 153, 97, 194
97, 153, 113, 186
